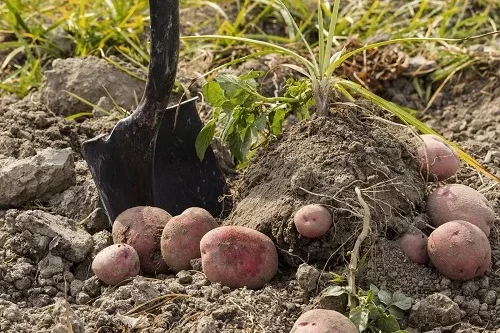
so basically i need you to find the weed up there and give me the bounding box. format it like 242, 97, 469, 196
0, 0, 150, 97
323, 282, 412, 333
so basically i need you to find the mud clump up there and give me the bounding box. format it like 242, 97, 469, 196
41, 56, 144, 117
227, 108, 426, 267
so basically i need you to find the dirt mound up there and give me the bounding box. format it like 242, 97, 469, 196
0, 92, 116, 160
227, 105, 427, 267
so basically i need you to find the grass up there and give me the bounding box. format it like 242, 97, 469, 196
0, 0, 150, 96
1, 0, 498, 98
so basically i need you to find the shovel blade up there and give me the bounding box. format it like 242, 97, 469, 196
82, 113, 158, 224
154, 98, 230, 218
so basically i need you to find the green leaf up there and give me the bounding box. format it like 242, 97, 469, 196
65, 112, 94, 120
221, 106, 243, 141
235, 92, 257, 108
391, 292, 413, 311
240, 113, 266, 159
202, 81, 226, 107
323, 285, 346, 297
350, 306, 370, 332
368, 303, 384, 320
239, 70, 265, 81
228, 133, 245, 162
216, 73, 257, 98
270, 106, 289, 135
388, 305, 406, 320
375, 311, 401, 332
221, 100, 236, 111
330, 273, 345, 284
195, 119, 216, 161
378, 289, 393, 306
366, 289, 375, 304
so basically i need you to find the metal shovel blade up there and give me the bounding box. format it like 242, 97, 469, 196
82, 114, 158, 224
154, 97, 229, 218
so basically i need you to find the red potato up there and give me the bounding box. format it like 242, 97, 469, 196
161, 207, 218, 272
290, 309, 359, 333
92, 244, 140, 285
427, 220, 491, 281
416, 134, 460, 182
426, 184, 495, 237
200, 226, 278, 289
293, 204, 333, 238
397, 230, 430, 265
113, 206, 172, 275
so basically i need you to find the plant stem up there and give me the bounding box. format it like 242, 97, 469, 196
314, 78, 330, 116
348, 187, 371, 308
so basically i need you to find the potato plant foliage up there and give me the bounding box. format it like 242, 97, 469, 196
195, 71, 313, 166
324, 284, 412, 333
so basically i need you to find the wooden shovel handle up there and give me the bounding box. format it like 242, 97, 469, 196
134, 0, 179, 121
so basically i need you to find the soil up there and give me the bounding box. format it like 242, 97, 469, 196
1, 10, 500, 333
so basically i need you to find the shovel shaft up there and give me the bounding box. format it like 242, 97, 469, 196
135, 0, 179, 122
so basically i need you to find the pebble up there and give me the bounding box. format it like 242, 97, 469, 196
485, 290, 497, 305
176, 270, 193, 284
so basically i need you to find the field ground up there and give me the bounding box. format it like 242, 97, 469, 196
0, 0, 499, 332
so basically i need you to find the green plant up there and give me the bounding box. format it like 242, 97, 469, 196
0, 0, 150, 97
196, 71, 312, 166
190, 0, 499, 182
323, 284, 412, 333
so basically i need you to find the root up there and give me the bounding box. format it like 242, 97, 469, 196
347, 187, 372, 308
298, 186, 363, 218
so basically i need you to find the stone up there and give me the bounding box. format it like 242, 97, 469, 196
196, 316, 217, 333
409, 293, 461, 330
484, 290, 497, 305
177, 270, 193, 284
317, 285, 348, 313
38, 254, 65, 279
42, 56, 144, 116
296, 263, 320, 292
5, 210, 92, 263
0, 148, 75, 206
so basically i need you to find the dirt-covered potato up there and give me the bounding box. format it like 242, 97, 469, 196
426, 184, 495, 237
416, 134, 460, 182
161, 207, 218, 272
92, 244, 140, 285
200, 226, 278, 289
290, 309, 359, 333
427, 220, 491, 281
293, 204, 333, 238
112, 206, 172, 275
397, 230, 430, 265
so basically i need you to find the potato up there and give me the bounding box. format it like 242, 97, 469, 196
290, 309, 358, 333
293, 204, 333, 238
427, 220, 491, 281
426, 184, 495, 237
112, 206, 172, 275
200, 226, 278, 289
416, 134, 460, 181
161, 207, 218, 272
397, 230, 430, 265
92, 244, 140, 285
